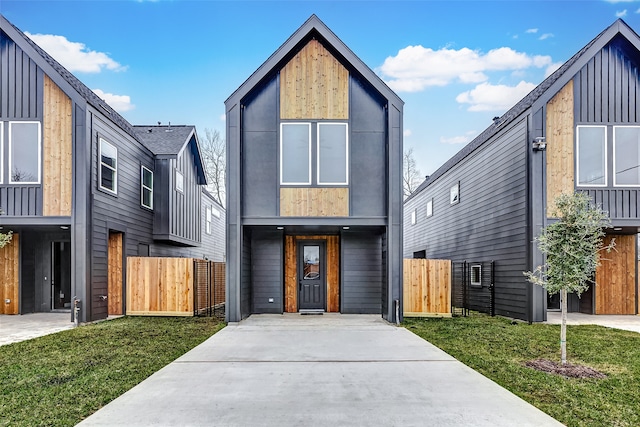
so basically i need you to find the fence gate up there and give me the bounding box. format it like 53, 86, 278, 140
193, 260, 226, 319
451, 261, 495, 317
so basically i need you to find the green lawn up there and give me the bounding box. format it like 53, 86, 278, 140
0, 316, 224, 427
404, 313, 640, 427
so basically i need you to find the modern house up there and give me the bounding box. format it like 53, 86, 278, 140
0, 15, 221, 321
404, 19, 640, 322
224, 15, 404, 322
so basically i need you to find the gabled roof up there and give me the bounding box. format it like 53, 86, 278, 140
0, 14, 141, 144
406, 19, 640, 203
133, 125, 208, 185
225, 14, 403, 108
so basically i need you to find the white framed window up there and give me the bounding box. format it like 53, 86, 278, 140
470, 265, 482, 286
426, 198, 433, 218
141, 166, 153, 209
450, 182, 460, 205
9, 121, 41, 184
577, 125, 607, 187
0, 122, 3, 184
175, 170, 184, 193
205, 206, 212, 234
280, 123, 312, 185
212, 207, 221, 218
317, 123, 348, 185
99, 138, 117, 194
411, 209, 416, 225
614, 126, 640, 186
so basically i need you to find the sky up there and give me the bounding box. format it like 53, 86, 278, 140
2, 0, 640, 177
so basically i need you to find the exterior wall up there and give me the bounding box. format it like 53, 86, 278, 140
341, 231, 382, 314
251, 230, 283, 314
404, 118, 530, 320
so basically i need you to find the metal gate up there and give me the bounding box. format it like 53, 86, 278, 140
193, 260, 225, 319
451, 261, 495, 317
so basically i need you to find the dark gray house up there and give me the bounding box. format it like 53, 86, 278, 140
404, 19, 640, 322
225, 15, 404, 322
0, 15, 218, 321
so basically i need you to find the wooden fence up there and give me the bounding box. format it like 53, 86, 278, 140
403, 259, 452, 317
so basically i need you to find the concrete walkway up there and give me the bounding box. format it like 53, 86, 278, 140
0, 312, 74, 346
78, 314, 561, 427
545, 311, 640, 333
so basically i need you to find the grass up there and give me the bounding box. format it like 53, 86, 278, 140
0, 316, 224, 427
404, 313, 640, 427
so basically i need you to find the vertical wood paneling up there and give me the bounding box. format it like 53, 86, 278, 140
403, 258, 451, 316
0, 233, 19, 315
280, 187, 349, 216
280, 39, 348, 120
595, 234, 636, 314
284, 235, 339, 312
108, 232, 123, 315
546, 80, 575, 217
43, 75, 72, 216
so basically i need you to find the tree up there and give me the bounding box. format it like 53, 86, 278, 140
199, 128, 226, 207
0, 209, 12, 248
524, 192, 614, 364
403, 147, 422, 198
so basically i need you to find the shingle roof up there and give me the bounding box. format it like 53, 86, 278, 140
133, 125, 196, 156
405, 20, 623, 203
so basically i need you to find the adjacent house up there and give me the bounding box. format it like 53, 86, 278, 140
225, 15, 404, 322
404, 19, 640, 322
0, 15, 222, 321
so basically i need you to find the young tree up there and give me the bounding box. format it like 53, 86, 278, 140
199, 128, 226, 207
403, 147, 422, 198
524, 192, 614, 364
0, 209, 11, 248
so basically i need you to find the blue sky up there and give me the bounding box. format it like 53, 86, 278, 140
2, 0, 639, 176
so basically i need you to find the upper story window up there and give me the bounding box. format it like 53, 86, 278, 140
141, 166, 153, 209
317, 123, 348, 185
281, 123, 311, 185
576, 126, 606, 187
99, 138, 117, 194
411, 208, 416, 225
614, 126, 640, 186
450, 182, 460, 205
205, 206, 212, 234
426, 198, 433, 218
9, 121, 41, 184
175, 170, 184, 193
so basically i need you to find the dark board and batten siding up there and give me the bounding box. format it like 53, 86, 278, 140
404, 119, 529, 320
241, 230, 252, 318
341, 232, 382, 314
251, 231, 283, 313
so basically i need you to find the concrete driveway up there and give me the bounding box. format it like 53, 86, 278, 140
0, 312, 74, 346
78, 314, 561, 427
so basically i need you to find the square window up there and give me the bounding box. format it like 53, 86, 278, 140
577, 126, 606, 186
176, 170, 184, 193
9, 122, 41, 184
426, 198, 433, 217
99, 138, 117, 194
470, 265, 482, 286
317, 123, 348, 185
141, 166, 153, 209
281, 123, 311, 185
450, 183, 460, 205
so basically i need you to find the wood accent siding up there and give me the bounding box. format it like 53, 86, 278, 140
280, 187, 348, 216
0, 233, 19, 314
108, 232, 123, 315
126, 257, 194, 316
284, 235, 339, 312
546, 80, 574, 217
403, 259, 451, 317
43, 75, 72, 216
595, 234, 636, 314
280, 39, 348, 120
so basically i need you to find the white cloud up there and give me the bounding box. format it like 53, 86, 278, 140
25, 32, 125, 73
404, 129, 412, 137
92, 89, 134, 112
379, 45, 552, 92
636, 7, 640, 13
456, 81, 537, 112
545, 61, 564, 77
605, 0, 637, 3
439, 130, 477, 145
219, 113, 226, 121
526, 28, 539, 34
539, 33, 554, 41
617, 9, 629, 16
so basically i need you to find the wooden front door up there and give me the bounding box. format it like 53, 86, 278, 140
108, 232, 123, 315
297, 241, 326, 311
595, 234, 636, 315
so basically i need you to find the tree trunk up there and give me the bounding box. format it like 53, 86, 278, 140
560, 289, 567, 365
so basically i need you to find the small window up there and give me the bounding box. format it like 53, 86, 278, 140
470, 265, 482, 286
614, 126, 640, 186
175, 170, 184, 193
141, 166, 153, 209
9, 121, 41, 184
281, 123, 311, 185
426, 198, 433, 217
411, 209, 417, 225
317, 123, 348, 185
99, 138, 117, 194
413, 250, 426, 259
450, 182, 460, 205
205, 206, 212, 234
211, 207, 221, 218
577, 126, 606, 186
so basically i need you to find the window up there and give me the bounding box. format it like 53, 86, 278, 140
411, 209, 416, 225
205, 206, 212, 234
99, 138, 117, 194
175, 170, 184, 193
211, 207, 221, 218
470, 265, 482, 286
450, 182, 460, 205
281, 123, 311, 185
413, 250, 426, 259
9, 121, 41, 184
614, 126, 640, 186
577, 126, 606, 186
141, 166, 153, 209
317, 123, 348, 185
426, 198, 433, 217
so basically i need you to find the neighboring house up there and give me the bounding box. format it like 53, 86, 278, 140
224, 15, 404, 322
0, 15, 219, 321
404, 19, 640, 322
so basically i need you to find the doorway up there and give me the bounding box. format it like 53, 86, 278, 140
297, 241, 326, 311
108, 231, 124, 315
51, 241, 71, 310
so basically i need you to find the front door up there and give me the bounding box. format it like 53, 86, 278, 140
297, 241, 326, 311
